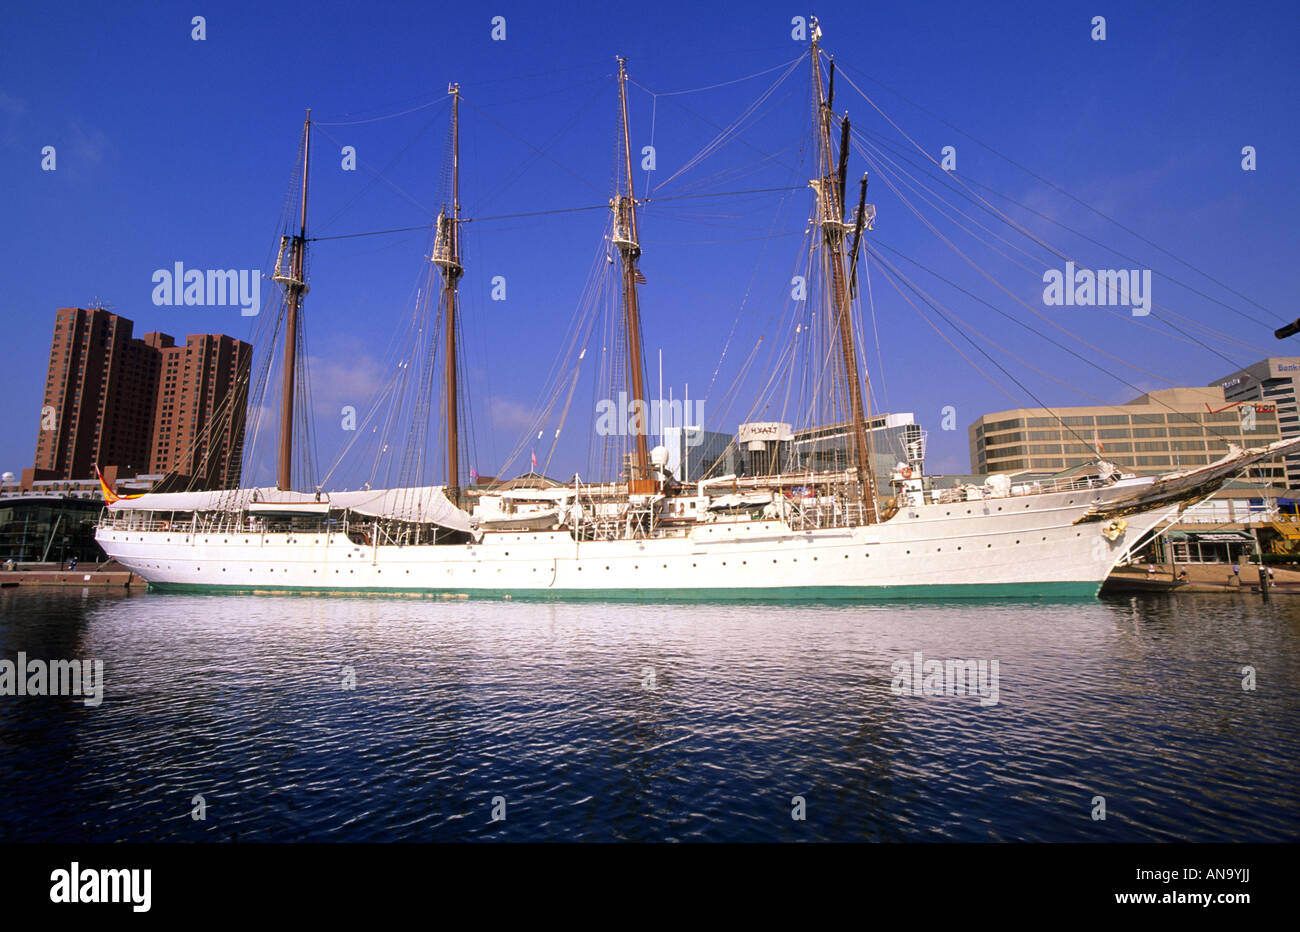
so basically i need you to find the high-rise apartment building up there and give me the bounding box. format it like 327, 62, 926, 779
31, 307, 250, 489
150, 333, 251, 487
34, 307, 164, 480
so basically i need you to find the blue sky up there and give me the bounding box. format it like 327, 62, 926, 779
2, 0, 1297, 485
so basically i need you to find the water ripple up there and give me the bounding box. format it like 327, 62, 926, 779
0, 588, 1297, 841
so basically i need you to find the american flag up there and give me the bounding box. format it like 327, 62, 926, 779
634, 268, 647, 285
531, 450, 538, 471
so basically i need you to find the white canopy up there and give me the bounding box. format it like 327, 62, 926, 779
107, 485, 473, 533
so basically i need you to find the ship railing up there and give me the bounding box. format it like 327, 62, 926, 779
925, 475, 1106, 505
1177, 512, 1274, 526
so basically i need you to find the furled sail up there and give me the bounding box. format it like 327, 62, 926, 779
106, 485, 474, 533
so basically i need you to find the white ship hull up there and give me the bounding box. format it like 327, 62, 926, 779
95, 482, 1177, 600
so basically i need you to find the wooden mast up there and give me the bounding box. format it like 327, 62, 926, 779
809, 28, 877, 521
613, 57, 651, 487
434, 84, 464, 506
276, 111, 311, 492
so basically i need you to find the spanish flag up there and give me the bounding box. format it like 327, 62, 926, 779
95, 465, 144, 504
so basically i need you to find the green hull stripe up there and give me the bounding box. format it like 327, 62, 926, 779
145, 580, 1101, 602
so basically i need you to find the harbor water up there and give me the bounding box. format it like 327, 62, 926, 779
1, 588, 1297, 842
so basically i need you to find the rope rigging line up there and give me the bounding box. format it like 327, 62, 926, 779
856, 137, 1188, 388
314, 93, 452, 126
305, 186, 809, 241
833, 59, 1283, 324
852, 125, 1278, 361
858, 131, 1271, 367
834, 63, 1282, 331
865, 244, 1098, 449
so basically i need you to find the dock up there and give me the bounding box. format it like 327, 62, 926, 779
1104, 562, 1299, 595
0, 562, 137, 589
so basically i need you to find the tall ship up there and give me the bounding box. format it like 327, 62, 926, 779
94, 24, 1297, 599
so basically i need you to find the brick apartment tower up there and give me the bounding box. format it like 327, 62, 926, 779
149, 334, 251, 487
34, 307, 165, 480
32, 307, 250, 490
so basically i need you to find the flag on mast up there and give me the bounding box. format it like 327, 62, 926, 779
531, 450, 538, 472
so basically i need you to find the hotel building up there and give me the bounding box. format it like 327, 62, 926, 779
969, 386, 1287, 487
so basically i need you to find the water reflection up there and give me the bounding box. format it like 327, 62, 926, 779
1, 588, 1296, 841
